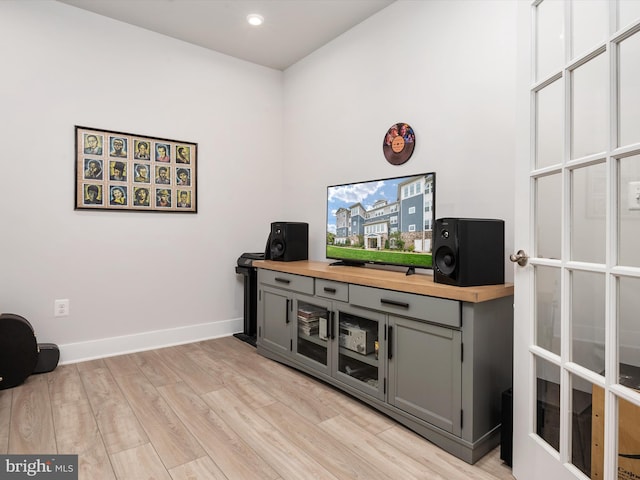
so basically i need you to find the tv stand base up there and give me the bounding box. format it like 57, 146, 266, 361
328, 260, 365, 267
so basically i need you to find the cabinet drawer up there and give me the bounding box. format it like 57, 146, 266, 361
259, 269, 314, 295
315, 279, 349, 302
349, 285, 460, 328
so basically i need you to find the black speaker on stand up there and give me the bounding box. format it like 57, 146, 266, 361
433, 218, 505, 287
266, 222, 309, 262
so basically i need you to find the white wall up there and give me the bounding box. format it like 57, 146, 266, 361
0, 1, 284, 362
283, 0, 518, 278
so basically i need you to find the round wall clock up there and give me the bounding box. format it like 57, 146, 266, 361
383, 122, 415, 165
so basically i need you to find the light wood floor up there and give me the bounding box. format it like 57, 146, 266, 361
0, 336, 515, 479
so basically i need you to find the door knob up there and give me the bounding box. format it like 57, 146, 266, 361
509, 250, 529, 267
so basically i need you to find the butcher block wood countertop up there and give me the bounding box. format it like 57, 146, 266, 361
254, 260, 514, 304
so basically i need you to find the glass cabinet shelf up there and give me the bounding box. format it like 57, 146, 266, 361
337, 311, 381, 390
296, 300, 329, 368
338, 346, 378, 367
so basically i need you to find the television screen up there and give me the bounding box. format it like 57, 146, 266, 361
326, 172, 436, 271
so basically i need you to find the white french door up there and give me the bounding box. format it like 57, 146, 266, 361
513, 1, 640, 480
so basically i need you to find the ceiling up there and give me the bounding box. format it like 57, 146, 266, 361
57, 0, 395, 71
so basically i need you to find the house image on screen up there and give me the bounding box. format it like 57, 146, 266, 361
334, 174, 435, 253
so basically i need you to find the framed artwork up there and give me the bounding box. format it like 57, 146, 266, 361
75, 126, 197, 213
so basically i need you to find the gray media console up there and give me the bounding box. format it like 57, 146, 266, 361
254, 260, 514, 464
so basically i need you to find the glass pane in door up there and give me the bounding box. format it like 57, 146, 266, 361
571, 0, 608, 58
571, 270, 605, 374
619, 31, 640, 147
570, 374, 594, 477
537, 0, 564, 81
619, 1, 640, 30
618, 276, 640, 386
296, 300, 329, 366
536, 173, 562, 260
618, 154, 640, 267
618, 395, 640, 478
536, 79, 563, 169
536, 356, 561, 451
571, 163, 606, 263
571, 53, 607, 159
536, 265, 561, 355
337, 311, 379, 388
591, 384, 606, 479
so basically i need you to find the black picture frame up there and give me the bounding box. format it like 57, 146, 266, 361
75, 126, 197, 213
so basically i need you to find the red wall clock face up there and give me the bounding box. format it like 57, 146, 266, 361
383, 122, 415, 165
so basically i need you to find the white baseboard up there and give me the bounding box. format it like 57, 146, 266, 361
58, 317, 244, 365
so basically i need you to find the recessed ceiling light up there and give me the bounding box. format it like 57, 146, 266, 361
247, 14, 264, 26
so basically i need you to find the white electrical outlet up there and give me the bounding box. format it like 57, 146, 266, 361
54, 299, 69, 317
628, 181, 640, 211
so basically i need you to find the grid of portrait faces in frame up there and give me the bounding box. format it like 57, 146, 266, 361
78, 128, 196, 212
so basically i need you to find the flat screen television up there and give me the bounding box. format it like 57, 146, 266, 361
326, 172, 436, 273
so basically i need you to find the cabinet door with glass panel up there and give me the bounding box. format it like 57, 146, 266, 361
292, 293, 334, 375
332, 304, 386, 401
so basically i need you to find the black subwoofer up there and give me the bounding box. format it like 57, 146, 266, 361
267, 222, 308, 262
501, 388, 513, 467
433, 218, 505, 286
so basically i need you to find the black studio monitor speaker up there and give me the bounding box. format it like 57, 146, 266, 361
266, 222, 309, 262
433, 218, 505, 287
